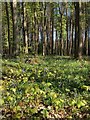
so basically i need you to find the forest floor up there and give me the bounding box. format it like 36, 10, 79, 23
1, 56, 90, 119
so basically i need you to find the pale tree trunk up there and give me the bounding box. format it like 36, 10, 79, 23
23, 3, 28, 54
55, 30, 58, 55
71, 17, 74, 56
34, 6, 37, 55
27, 14, 30, 54
69, 17, 73, 56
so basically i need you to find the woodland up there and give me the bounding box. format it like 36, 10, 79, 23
1, 1, 90, 119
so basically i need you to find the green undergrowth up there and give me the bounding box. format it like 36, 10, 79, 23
1, 56, 90, 119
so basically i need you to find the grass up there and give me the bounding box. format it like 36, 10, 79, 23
1, 56, 90, 119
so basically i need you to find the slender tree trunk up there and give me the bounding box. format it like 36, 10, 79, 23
51, 3, 54, 55
34, 7, 39, 55
47, 4, 51, 55
69, 17, 73, 56
10, 2, 14, 55
66, 3, 69, 56
5, 2, 11, 55
85, 3, 88, 56
85, 28, 88, 56
21, 2, 25, 53
88, 28, 90, 56
59, 4, 64, 56
23, 3, 28, 54
11, 1, 19, 56
49, 4, 53, 55
74, 2, 80, 58
46, 19, 49, 55
60, 14, 63, 56
18, 2, 22, 53
42, 3, 46, 56
71, 19, 74, 56
78, 2, 83, 59
55, 30, 58, 55
27, 15, 30, 54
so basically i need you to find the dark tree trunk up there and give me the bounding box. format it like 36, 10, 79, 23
5, 2, 11, 55
51, 3, 54, 55
66, 3, 69, 56
78, 3, 83, 59
74, 2, 80, 58
43, 3, 46, 56
10, 1, 19, 56
85, 3, 88, 56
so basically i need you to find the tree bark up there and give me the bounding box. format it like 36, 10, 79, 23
66, 3, 69, 56
69, 17, 73, 56
10, 1, 19, 56
60, 14, 63, 56
85, 3, 88, 56
74, 2, 80, 58
78, 2, 83, 59
5, 2, 11, 55
23, 3, 28, 54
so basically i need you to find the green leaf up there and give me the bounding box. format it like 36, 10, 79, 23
46, 82, 52, 87
77, 100, 87, 108
41, 109, 49, 118
11, 88, 16, 93
70, 99, 76, 106
0, 99, 4, 105
81, 85, 90, 91
31, 108, 38, 114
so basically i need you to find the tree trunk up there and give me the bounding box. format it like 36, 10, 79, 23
78, 2, 83, 59
69, 17, 73, 56
51, 3, 54, 55
60, 14, 63, 56
23, 3, 28, 54
5, 2, 11, 55
55, 30, 58, 55
49, 4, 53, 55
74, 2, 80, 58
71, 15, 74, 56
42, 3, 46, 56
66, 3, 69, 56
59, 4, 64, 56
85, 3, 88, 56
10, 1, 19, 56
